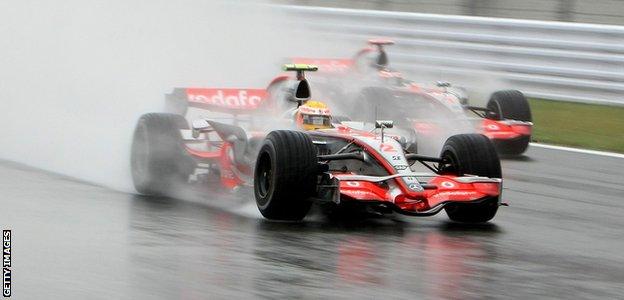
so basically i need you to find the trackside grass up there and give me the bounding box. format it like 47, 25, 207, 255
529, 99, 624, 153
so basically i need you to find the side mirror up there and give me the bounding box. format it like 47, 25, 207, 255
375, 120, 394, 129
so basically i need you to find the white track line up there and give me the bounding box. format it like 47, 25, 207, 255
530, 143, 624, 159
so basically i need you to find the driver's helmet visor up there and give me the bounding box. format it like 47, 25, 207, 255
302, 114, 331, 128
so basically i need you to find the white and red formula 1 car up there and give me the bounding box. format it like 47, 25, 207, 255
131, 64, 504, 223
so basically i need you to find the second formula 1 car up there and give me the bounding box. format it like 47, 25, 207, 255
289, 39, 533, 156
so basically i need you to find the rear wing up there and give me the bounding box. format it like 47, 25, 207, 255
291, 39, 395, 74
165, 64, 318, 115
290, 58, 354, 74
165, 88, 268, 115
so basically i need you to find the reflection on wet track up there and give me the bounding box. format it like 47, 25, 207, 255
128, 196, 503, 299
1, 146, 624, 299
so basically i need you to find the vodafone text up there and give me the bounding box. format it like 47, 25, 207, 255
188, 89, 265, 109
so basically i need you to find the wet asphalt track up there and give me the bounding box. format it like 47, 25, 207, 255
1, 145, 624, 299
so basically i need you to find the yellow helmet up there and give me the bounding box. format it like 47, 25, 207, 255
295, 100, 332, 131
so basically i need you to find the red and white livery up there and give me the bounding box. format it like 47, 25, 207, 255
131, 64, 505, 223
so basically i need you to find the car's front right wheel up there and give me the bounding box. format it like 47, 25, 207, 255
487, 90, 532, 155
440, 134, 502, 223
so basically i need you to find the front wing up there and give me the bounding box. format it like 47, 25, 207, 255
331, 173, 502, 216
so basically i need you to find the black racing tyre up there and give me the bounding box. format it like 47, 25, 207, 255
131, 113, 195, 195
487, 90, 531, 122
492, 136, 531, 156
487, 90, 532, 155
254, 130, 317, 221
440, 134, 501, 223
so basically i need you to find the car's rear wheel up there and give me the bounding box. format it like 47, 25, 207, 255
254, 130, 317, 221
487, 90, 532, 155
440, 134, 501, 223
487, 90, 531, 122
131, 113, 195, 196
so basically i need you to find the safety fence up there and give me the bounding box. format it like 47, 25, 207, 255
281, 5, 624, 105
